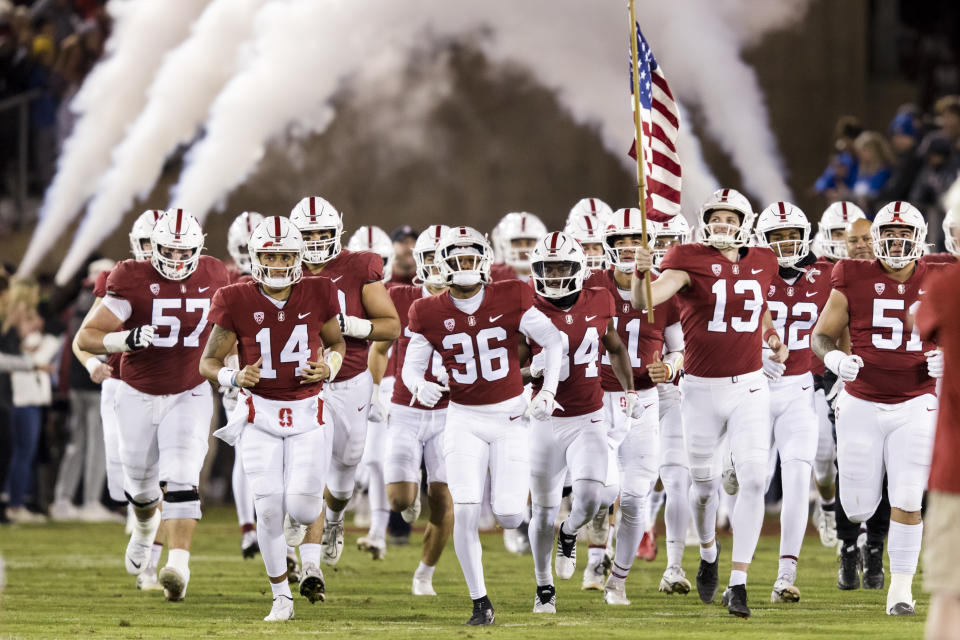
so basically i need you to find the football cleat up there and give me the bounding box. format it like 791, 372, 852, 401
320, 520, 345, 566
838, 544, 861, 590
533, 585, 557, 613
555, 524, 578, 580
585, 508, 610, 546
401, 491, 421, 524
861, 543, 884, 590
722, 584, 751, 618
157, 565, 189, 602
887, 601, 916, 616
636, 530, 657, 561
299, 563, 326, 603
581, 555, 610, 591
503, 524, 531, 555
241, 530, 259, 559
659, 565, 691, 595
467, 597, 495, 626
283, 513, 307, 548
264, 595, 294, 622
696, 541, 720, 604
814, 502, 838, 548
124, 537, 153, 576
771, 573, 801, 603
412, 574, 437, 596
356, 535, 386, 560
136, 568, 163, 591
286, 549, 301, 584
603, 577, 631, 606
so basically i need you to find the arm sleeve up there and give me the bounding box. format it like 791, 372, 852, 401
93, 270, 110, 298
519, 306, 563, 395
659, 244, 684, 272
401, 331, 433, 396
664, 321, 684, 353
830, 259, 847, 293
365, 253, 384, 283
103, 264, 133, 322
207, 289, 235, 334
916, 269, 948, 342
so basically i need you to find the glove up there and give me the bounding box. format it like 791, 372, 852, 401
414, 380, 449, 408
824, 350, 863, 383
337, 313, 373, 339
435, 366, 449, 386
526, 390, 563, 421
926, 349, 944, 379
368, 384, 388, 423
529, 351, 545, 378
761, 349, 786, 380
126, 325, 155, 351
623, 390, 647, 419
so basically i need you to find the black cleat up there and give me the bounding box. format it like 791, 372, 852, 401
242, 541, 259, 559
467, 596, 495, 626
722, 584, 751, 618
888, 601, 916, 616
299, 568, 326, 604
838, 544, 861, 590
861, 544, 884, 590
696, 540, 720, 604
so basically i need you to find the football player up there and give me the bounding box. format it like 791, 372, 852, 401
77, 208, 230, 602
525, 231, 636, 613
812, 201, 947, 616
489, 211, 548, 282
563, 213, 607, 274
401, 226, 563, 626
200, 216, 345, 622
288, 197, 400, 596
566, 197, 615, 230
632, 189, 788, 618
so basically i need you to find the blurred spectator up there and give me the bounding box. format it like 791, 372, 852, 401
390, 225, 418, 285
27, 16, 59, 190
814, 116, 863, 197
53, 20, 100, 141
848, 131, 894, 216
29, 0, 78, 46
909, 137, 956, 251
882, 105, 924, 201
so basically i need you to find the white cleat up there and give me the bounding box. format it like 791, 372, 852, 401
721, 449, 739, 495
886, 583, 917, 616
320, 520, 345, 566
124, 537, 152, 576
659, 565, 691, 594
503, 526, 531, 555
555, 525, 577, 580
356, 535, 386, 560
136, 567, 163, 591
603, 578, 631, 606
582, 557, 608, 591
412, 574, 437, 596
771, 573, 801, 603
817, 505, 838, 548
157, 565, 189, 602
401, 492, 422, 524
125, 505, 135, 535
264, 595, 295, 621
533, 586, 557, 613
283, 513, 307, 548
585, 509, 610, 546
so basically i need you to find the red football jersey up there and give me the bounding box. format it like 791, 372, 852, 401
920, 253, 958, 265
586, 269, 680, 391
832, 258, 946, 403
660, 244, 778, 378
209, 278, 340, 401
304, 249, 384, 381
105, 256, 230, 395
228, 268, 253, 285
409, 279, 533, 406
765, 265, 832, 376
810, 257, 837, 376
388, 284, 448, 410
490, 262, 519, 282
93, 268, 122, 375
530, 287, 614, 416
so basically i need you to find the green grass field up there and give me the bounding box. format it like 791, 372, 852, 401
0, 506, 927, 639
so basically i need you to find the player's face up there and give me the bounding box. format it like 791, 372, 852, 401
302, 229, 336, 242
830, 228, 846, 243
259, 251, 299, 269
393, 237, 416, 273
542, 262, 577, 278
581, 242, 604, 257
654, 234, 681, 252
158, 245, 195, 262
707, 210, 741, 232
510, 237, 537, 261
422, 250, 436, 266
140, 239, 152, 253
879, 225, 914, 258
610, 234, 645, 264
447, 252, 481, 272
766, 228, 803, 258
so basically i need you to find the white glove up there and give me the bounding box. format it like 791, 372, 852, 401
414, 380, 449, 408
926, 349, 944, 379
337, 313, 373, 339
761, 348, 786, 380
435, 367, 449, 386
824, 350, 864, 383
526, 390, 563, 421
368, 384, 388, 423
104, 324, 156, 352
529, 351, 545, 379
623, 390, 648, 419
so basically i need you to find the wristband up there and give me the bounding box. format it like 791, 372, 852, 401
324, 350, 343, 382
217, 367, 239, 388
103, 330, 131, 353
84, 356, 103, 376
763, 327, 780, 344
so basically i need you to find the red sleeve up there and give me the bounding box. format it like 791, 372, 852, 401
93, 269, 110, 298
517, 280, 535, 311
408, 298, 424, 334
208, 288, 236, 334
363, 252, 384, 284
659, 243, 684, 272
318, 279, 340, 325
917, 266, 956, 342
830, 259, 848, 293
105, 261, 133, 300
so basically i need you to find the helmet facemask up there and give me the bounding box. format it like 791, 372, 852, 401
604, 233, 647, 274
699, 208, 751, 250
251, 248, 303, 289
531, 259, 584, 299
872, 224, 925, 269
152, 244, 201, 281
762, 227, 810, 268
438, 245, 490, 287
301, 228, 341, 264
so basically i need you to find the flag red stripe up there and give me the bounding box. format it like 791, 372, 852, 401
647, 178, 681, 204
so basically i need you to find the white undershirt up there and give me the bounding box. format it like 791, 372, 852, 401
450, 287, 485, 315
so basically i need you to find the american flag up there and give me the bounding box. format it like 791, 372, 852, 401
628, 23, 681, 222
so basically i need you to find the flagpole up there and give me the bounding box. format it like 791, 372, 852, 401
628, 0, 655, 323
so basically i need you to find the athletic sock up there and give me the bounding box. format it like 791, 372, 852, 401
167, 548, 190, 573
415, 561, 435, 579
700, 543, 718, 563
729, 569, 747, 587
326, 507, 345, 524
299, 543, 322, 567
270, 580, 292, 599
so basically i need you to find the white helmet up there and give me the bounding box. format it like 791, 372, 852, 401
817, 201, 866, 260
943, 207, 960, 256
129, 209, 164, 260
227, 211, 265, 274
696, 188, 755, 249
755, 202, 811, 268
289, 196, 342, 264
413, 224, 450, 287
492, 212, 547, 271
602, 207, 652, 274
563, 213, 607, 272
436, 226, 493, 287
150, 208, 205, 281
530, 231, 587, 300
871, 201, 927, 269
651, 215, 691, 267
347, 225, 394, 282
249, 216, 304, 289
567, 197, 614, 228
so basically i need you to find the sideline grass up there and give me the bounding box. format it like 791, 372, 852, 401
0, 507, 925, 639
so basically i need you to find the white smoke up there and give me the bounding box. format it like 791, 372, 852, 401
54, 0, 269, 284
18, 0, 208, 277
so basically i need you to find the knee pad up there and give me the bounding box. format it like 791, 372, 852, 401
286, 493, 324, 525
890, 483, 924, 514
691, 475, 720, 502
254, 493, 284, 529
689, 464, 716, 485
494, 512, 524, 530
162, 482, 201, 520
124, 490, 160, 518
618, 492, 646, 527
735, 461, 767, 497
326, 460, 358, 500
599, 482, 619, 509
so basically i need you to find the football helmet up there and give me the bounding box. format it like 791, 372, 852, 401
943, 207, 960, 256
603, 207, 653, 274
696, 188, 754, 249
249, 216, 304, 289
413, 224, 450, 287
817, 201, 866, 260
227, 211, 265, 274
129, 209, 164, 261
871, 201, 927, 269
563, 213, 607, 272
567, 197, 614, 228
651, 215, 691, 267
491, 212, 547, 271
436, 226, 493, 287
289, 196, 342, 264
755, 202, 811, 268
347, 225, 394, 282
150, 208, 205, 281
530, 231, 587, 299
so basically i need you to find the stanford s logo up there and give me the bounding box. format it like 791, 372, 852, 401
180, 285, 187, 294
278, 311, 285, 322
149, 283, 160, 295
874, 283, 885, 295
786, 286, 794, 297
467, 316, 476, 327
731, 264, 740, 275
254, 311, 264, 325
565, 314, 573, 325
711, 264, 722, 276
443, 318, 456, 332
278, 407, 293, 428
897, 284, 906, 295
768, 285, 776, 297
